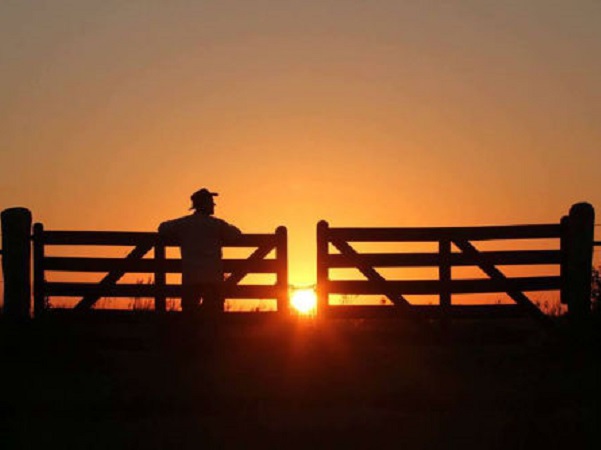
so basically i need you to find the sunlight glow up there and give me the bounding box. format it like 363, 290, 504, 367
290, 288, 317, 315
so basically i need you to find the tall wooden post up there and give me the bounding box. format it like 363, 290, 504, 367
1, 208, 32, 321
564, 203, 595, 321
275, 226, 289, 316
316, 221, 329, 318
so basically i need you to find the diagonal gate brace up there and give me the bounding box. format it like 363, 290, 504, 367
74, 242, 154, 310
224, 243, 275, 288
452, 239, 558, 334
330, 237, 432, 327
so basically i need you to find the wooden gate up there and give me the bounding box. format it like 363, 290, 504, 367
317, 203, 595, 329
32, 224, 288, 317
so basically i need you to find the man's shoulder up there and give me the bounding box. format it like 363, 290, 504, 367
208, 216, 230, 225
159, 214, 193, 231
212, 217, 242, 240
166, 214, 233, 229
212, 216, 240, 229
161, 215, 192, 225
159, 214, 240, 236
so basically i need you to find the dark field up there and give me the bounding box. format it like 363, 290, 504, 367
1, 315, 600, 449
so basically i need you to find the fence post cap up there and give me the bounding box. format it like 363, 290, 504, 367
1, 207, 32, 219
569, 202, 594, 217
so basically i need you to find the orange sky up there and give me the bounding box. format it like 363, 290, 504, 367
1, 1, 600, 287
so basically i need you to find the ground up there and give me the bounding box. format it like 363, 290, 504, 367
1, 314, 599, 449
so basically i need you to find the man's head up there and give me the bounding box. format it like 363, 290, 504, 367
190, 188, 218, 215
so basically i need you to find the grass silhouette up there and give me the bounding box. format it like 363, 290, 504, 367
1, 316, 599, 449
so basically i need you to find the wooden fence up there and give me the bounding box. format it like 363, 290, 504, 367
0, 203, 595, 324
317, 203, 595, 329
31, 224, 288, 317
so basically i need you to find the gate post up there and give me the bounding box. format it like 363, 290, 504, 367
275, 226, 289, 316
316, 221, 329, 317
563, 203, 595, 322
1, 208, 32, 321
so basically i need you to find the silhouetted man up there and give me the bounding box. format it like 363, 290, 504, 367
158, 188, 241, 314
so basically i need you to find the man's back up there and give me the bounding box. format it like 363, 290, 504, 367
159, 213, 241, 284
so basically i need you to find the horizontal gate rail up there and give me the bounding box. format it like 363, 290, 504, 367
326, 277, 562, 295
326, 250, 562, 268
42, 257, 280, 273
328, 224, 561, 242
322, 304, 527, 320
38, 230, 275, 247
44, 283, 281, 299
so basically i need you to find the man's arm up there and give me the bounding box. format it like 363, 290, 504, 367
220, 220, 242, 243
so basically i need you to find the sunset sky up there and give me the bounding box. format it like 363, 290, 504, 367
1, 0, 600, 286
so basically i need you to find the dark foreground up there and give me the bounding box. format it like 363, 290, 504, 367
1, 314, 600, 449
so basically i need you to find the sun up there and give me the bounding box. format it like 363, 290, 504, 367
290, 288, 317, 315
